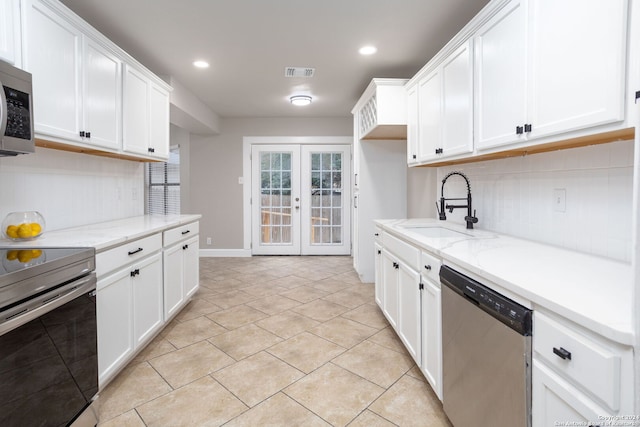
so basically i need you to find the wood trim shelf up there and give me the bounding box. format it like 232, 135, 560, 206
36, 138, 162, 162
416, 127, 635, 167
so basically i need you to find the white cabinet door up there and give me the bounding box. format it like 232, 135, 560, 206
406, 83, 419, 165
25, 0, 82, 141
163, 242, 184, 320
528, 0, 626, 139
0, 0, 21, 66
381, 249, 399, 329
532, 360, 611, 427
97, 268, 133, 385
417, 69, 441, 162
82, 37, 121, 150
183, 235, 199, 298
374, 243, 383, 308
398, 262, 421, 365
132, 252, 163, 346
474, 0, 527, 150
148, 82, 170, 158
421, 278, 442, 400
440, 40, 473, 157
123, 64, 149, 155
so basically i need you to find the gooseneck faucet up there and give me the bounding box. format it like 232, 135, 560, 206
436, 171, 478, 229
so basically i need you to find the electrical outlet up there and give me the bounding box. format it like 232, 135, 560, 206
553, 188, 566, 212
206, 237, 212, 245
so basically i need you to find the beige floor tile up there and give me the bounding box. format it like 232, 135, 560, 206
255, 310, 321, 339
240, 282, 288, 297
406, 365, 426, 382
367, 326, 409, 354
347, 410, 396, 427
245, 294, 302, 315
224, 392, 330, 427
162, 316, 227, 348
284, 363, 384, 427
136, 376, 248, 427
213, 352, 304, 407
311, 278, 352, 294
131, 336, 176, 364
369, 375, 451, 427
267, 332, 346, 373
333, 341, 414, 388
98, 362, 171, 422
309, 317, 378, 349
98, 409, 146, 427
323, 288, 372, 309
265, 274, 313, 289
341, 303, 389, 329
293, 269, 336, 281
291, 299, 350, 322
208, 324, 283, 360
149, 341, 235, 389
206, 305, 269, 329
279, 285, 330, 303
174, 298, 223, 322
204, 289, 256, 309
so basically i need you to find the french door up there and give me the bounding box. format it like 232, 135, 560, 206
251, 144, 351, 255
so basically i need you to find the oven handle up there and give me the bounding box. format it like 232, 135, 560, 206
0, 273, 96, 336
0, 78, 7, 138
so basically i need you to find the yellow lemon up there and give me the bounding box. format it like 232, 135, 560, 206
17, 223, 33, 239
17, 250, 32, 263
31, 249, 42, 259
6, 250, 18, 261
29, 223, 42, 236
6, 225, 18, 239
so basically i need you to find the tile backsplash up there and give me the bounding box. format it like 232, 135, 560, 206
0, 148, 144, 232
437, 140, 634, 262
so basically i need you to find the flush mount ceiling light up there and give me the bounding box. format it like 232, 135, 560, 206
193, 60, 210, 69
290, 95, 312, 106
359, 45, 377, 55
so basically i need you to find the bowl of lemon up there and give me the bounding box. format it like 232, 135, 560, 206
2, 211, 46, 241
2, 249, 46, 271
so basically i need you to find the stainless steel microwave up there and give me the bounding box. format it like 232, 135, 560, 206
0, 60, 34, 156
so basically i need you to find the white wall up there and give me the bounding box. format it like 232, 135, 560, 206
436, 140, 634, 262
0, 148, 144, 231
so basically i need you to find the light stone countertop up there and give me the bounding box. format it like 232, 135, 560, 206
0, 214, 202, 252
375, 218, 634, 346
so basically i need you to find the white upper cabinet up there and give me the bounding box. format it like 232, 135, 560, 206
149, 81, 170, 159
527, 0, 627, 139
353, 78, 408, 140
415, 40, 473, 162
475, 0, 627, 152
406, 83, 419, 164
0, 0, 22, 66
474, 0, 527, 150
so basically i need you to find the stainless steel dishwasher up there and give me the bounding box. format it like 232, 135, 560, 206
440, 265, 532, 427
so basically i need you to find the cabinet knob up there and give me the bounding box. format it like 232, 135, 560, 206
182, 244, 188, 250
86, 131, 91, 139
412, 154, 417, 160
130, 268, 140, 277
524, 123, 532, 133
552, 347, 572, 360
79, 131, 85, 138
424, 265, 431, 271
148, 147, 155, 153
435, 148, 443, 155
377, 250, 381, 255
516, 126, 524, 135
374, 233, 379, 237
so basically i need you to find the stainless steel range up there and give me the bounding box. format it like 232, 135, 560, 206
0, 247, 98, 427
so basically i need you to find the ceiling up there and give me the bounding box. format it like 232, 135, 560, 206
60, 0, 490, 119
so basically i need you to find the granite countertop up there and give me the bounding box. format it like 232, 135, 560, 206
0, 214, 202, 252
375, 218, 634, 346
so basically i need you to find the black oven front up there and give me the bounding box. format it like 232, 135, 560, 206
0, 247, 98, 427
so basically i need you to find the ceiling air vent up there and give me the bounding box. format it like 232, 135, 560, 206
285, 67, 315, 78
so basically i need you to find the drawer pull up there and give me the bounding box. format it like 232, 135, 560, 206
181, 230, 190, 235
128, 247, 143, 255
553, 347, 572, 360
424, 265, 431, 271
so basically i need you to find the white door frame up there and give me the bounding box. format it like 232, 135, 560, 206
242, 136, 352, 254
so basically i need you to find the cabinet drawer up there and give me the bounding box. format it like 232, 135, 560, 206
96, 233, 162, 277
420, 250, 441, 283
164, 221, 199, 247
534, 312, 621, 411
383, 231, 420, 270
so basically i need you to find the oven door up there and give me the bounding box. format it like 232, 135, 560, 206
0, 273, 98, 427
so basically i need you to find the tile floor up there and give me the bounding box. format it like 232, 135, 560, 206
97, 256, 452, 427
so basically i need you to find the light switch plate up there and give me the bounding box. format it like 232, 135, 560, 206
553, 188, 566, 212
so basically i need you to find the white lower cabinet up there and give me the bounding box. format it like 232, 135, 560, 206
163, 233, 199, 320
97, 250, 163, 386
397, 261, 421, 365
374, 243, 383, 308
381, 249, 399, 329
421, 277, 442, 400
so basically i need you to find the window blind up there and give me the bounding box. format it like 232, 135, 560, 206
146, 146, 180, 215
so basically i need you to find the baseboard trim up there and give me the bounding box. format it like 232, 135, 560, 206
199, 249, 252, 258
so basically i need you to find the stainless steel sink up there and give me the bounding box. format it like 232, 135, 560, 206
401, 226, 470, 238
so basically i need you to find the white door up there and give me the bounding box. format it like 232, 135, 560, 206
251, 144, 350, 255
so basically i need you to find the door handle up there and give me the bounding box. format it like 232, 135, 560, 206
295, 206, 300, 210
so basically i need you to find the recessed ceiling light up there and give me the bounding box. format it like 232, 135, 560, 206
193, 60, 210, 69
359, 45, 377, 55
290, 95, 312, 106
